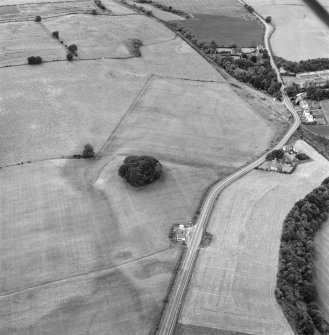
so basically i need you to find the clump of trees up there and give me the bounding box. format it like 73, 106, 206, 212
276, 177, 329, 335
265, 149, 284, 161
27, 56, 43, 65
244, 4, 254, 12
296, 152, 310, 161
265, 16, 272, 23
68, 44, 78, 56
66, 53, 73, 61
82, 144, 95, 158
127, 38, 143, 57
275, 57, 329, 74
118, 155, 162, 187
307, 84, 329, 101
94, 0, 106, 10
35, 15, 42, 22
52, 31, 59, 39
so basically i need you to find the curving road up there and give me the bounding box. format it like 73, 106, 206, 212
158, 7, 300, 335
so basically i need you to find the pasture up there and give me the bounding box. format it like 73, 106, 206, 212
179, 141, 329, 335
174, 14, 263, 47
247, 0, 329, 60
43, 14, 175, 59
0, 21, 65, 66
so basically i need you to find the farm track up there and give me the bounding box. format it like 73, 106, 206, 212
0, 246, 173, 298
157, 5, 300, 335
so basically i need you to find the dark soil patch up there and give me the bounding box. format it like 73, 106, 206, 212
172, 14, 263, 47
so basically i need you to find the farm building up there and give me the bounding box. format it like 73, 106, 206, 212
296, 69, 329, 88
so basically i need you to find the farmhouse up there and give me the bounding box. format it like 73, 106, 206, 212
296, 69, 329, 88
176, 224, 187, 242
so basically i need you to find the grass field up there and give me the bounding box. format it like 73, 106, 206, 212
179, 141, 329, 335
174, 14, 263, 47
247, 0, 329, 61
43, 14, 175, 59
0, 21, 65, 66
101, 76, 275, 169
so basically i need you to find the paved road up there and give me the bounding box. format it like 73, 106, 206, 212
158, 8, 300, 335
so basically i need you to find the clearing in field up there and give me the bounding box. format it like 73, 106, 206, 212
179, 141, 329, 335
247, 0, 329, 61
43, 14, 175, 59
0, 21, 65, 66
173, 14, 263, 47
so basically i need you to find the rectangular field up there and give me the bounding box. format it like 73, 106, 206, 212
179, 141, 329, 335
103, 77, 275, 169
175, 14, 263, 47
0, 21, 65, 66
43, 14, 175, 59
247, 0, 329, 61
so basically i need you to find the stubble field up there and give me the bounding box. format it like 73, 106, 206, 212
179, 141, 329, 335
43, 14, 175, 59
247, 0, 329, 61
0, 21, 65, 66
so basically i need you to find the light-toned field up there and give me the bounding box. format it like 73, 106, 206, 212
0, 61, 148, 166
179, 141, 329, 335
43, 14, 175, 59
103, 76, 275, 169
0, 21, 65, 66
247, 0, 329, 61
0, 156, 221, 334
102, 0, 136, 14
17, 0, 96, 17
152, 0, 251, 17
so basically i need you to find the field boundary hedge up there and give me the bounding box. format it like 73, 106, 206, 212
276, 177, 329, 334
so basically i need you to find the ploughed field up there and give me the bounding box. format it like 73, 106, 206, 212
0, 2, 287, 334
247, 0, 329, 61
178, 141, 329, 335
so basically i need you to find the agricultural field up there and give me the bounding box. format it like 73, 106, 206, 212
0, 1, 290, 334
179, 141, 329, 335
151, 0, 250, 17
43, 14, 175, 59
173, 14, 263, 47
0, 21, 65, 66
247, 0, 329, 60
101, 76, 276, 169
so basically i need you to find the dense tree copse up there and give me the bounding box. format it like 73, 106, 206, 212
118, 155, 162, 187
82, 144, 95, 158
27, 56, 43, 65
275, 57, 329, 74
276, 177, 329, 335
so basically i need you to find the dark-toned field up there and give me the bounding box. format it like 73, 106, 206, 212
173, 14, 263, 47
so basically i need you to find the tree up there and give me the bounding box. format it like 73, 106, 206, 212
35, 15, 41, 22
52, 31, 59, 39
68, 44, 78, 55
118, 155, 162, 187
27, 56, 43, 65
265, 16, 272, 23
82, 144, 95, 158
66, 53, 73, 61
